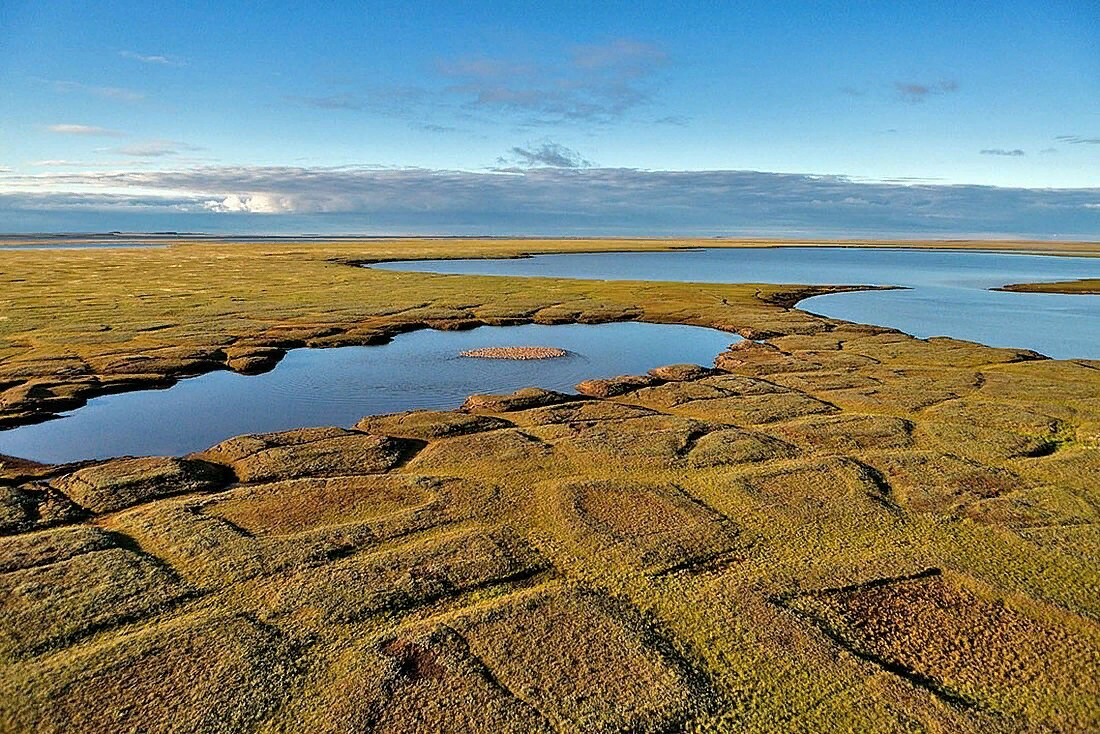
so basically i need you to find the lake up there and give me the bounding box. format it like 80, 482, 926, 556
0, 321, 738, 463
374, 247, 1100, 359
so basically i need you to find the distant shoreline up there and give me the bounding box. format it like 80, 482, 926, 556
2, 234, 1099, 257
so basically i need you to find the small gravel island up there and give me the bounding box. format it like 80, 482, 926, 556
459, 346, 569, 359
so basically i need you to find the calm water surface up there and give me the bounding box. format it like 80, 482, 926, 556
375, 248, 1100, 359
0, 322, 738, 463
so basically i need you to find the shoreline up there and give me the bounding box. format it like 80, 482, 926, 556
994, 278, 1100, 295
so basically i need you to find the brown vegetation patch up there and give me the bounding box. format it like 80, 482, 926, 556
627, 374, 785, 408
911, 421, 1055, 461
355, 410, 514, 439
302, 626, 553, 733
51, 457, 231, 514
196, 425, 351, 464
534, 414, 713, 461
197, 428, 421, 483
224, 345, 285, 374
508, 400, 658, 426
723, 457, 894, 521
111, 496, 364, 587
921, 400, 1064, 435
621, 374, 838, 425
362, 626, 555, 733
0, 613, 303, 734
0, 547, 193, 661
783, 571, 1100, 728
456, 586, 720, 732
270, 527, 548, 623
0, 483, 85, 535
459, 386, 580, 413
819, 368, 981, 413
867, 451, 1024, 514
996, 278, 1100, 295
840, 334, 1046, 368
768, 370, 883, 393
575, 373, 663, 398
0, 525, 116, 573
552, 479, 739, 573
114, 475, 502, 588
961, 486, 1099, 529
205, 474, 436, 536
647, 362, 719, 381
0, 453, 57, 483
671, 392, 840, 426
715, 341, 824, 376
687, 428, 800, 467
775, 413, 915, 453
408, 428, 553, 471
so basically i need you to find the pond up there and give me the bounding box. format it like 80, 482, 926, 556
0, 321, 738, 464
374, 247, 1100, 360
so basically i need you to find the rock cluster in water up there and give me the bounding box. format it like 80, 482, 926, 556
459, 346, 568, 360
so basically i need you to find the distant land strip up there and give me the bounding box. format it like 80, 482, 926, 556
995, 278, 1100, 294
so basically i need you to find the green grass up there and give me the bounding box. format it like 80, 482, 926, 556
1, 237, 1099, 732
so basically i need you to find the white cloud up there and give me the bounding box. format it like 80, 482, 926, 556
38, 78, 144, 102
47, 124, 126, 137
202, 194, 294, 213
119, 50, 186, 67
32, 159, 163, 168
107, 140, 205, 158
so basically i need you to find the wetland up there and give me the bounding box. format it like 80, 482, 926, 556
1, 237, 1099, 733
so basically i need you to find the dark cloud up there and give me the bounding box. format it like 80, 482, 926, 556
504, 142, 592, 168
980, 148, 1025, 156
2, 165, 1097, 237
1055, 135, 1100, 145
895, 80, 958, 103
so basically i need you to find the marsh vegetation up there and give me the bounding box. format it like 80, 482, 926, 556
1, 237, 1098, 732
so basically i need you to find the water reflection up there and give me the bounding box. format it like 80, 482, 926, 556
374, 247, 1100, 359
0, 322, 738, 463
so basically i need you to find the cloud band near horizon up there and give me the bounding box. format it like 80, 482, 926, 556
1, 165, 1097, 237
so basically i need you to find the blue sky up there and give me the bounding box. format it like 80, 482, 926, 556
1, 0, 1097, 236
